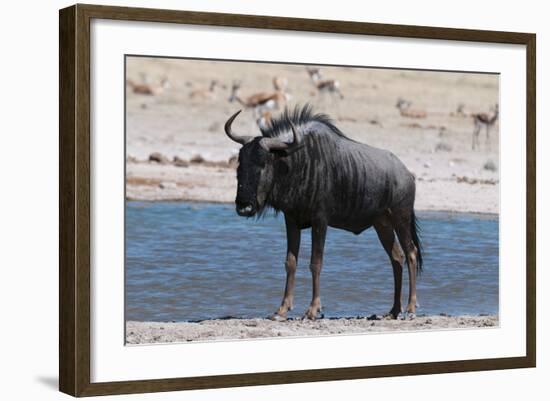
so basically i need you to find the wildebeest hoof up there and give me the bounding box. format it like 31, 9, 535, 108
384, 309, 402, 320
269, 313, 288, 322
406, 312, 416, 320
302, 311, 316, 320
302, 307, 323, 320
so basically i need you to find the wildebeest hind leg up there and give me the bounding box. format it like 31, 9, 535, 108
374, 214, 404, 319
271, 215, 301, 321
391, 209, 419, 318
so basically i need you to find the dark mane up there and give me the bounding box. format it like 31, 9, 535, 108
260, 104, 349, 140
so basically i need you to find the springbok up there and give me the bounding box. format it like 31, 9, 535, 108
189, 79, 220, 101
228, 81, 289, 116
472, 104, 499, 150
396, 98, 427, 119
306, 67, 344, 100
126, 75, 170, 96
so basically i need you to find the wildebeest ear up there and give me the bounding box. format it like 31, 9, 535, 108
275, 159, 289, 175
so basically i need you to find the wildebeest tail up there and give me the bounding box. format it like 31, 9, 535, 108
411, 211, 423, 275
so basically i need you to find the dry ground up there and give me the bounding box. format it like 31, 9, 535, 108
126, 315, 498, 344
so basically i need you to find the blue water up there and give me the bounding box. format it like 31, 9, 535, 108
125, 201, 499, 322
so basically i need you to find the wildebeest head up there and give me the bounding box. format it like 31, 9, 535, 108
224, 110, 302, 217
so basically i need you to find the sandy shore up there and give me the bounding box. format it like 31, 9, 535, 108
126, 158, 499, 214
126, 315, 498, 344
126, 58, 499, 214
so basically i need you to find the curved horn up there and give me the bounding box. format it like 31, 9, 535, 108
289, 121, 302, 147
224, 110, 254, 145
260, 121, 302, 152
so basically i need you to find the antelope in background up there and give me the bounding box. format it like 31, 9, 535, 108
228, 80, 290, 116
306, 67, 344, 100
472, 104, 499, 150
126, 75, 170, 96
189, 79, 221, 101
396, 98, 427, 119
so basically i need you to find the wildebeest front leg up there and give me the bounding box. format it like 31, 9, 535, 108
272, 215, 301, 320
304, 221, 327, 320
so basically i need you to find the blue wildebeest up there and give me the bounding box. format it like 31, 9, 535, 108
224, 106, 423, 320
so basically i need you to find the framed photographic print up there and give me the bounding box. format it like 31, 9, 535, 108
59, 4, 536, 397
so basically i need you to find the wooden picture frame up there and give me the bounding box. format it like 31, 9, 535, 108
59, 3, 536, 397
